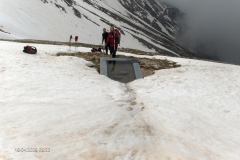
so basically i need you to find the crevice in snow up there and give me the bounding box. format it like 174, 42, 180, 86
0, 28, 10, 35
54, 3, 67, 13
72, 7, 81, 18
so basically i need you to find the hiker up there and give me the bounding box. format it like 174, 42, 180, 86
75, 36, 78, 42
69, 35, 73, 47
106, 26, 120, 58
102, 28, 109, 54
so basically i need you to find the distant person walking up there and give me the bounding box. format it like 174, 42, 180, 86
69, 35, 73, 47
75, 36, 78, 42
102, 28, 109, 54
106, 26, 120, 58
74, 36, 78, 53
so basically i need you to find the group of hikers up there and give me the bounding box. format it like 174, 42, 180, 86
69, 35, 78, 43
68, 26, 121, 58
102, 26, 120, 58
22, 26, 121, 56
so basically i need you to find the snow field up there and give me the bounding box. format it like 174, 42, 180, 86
0, 41, 240, 159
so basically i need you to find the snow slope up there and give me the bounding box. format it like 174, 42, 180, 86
0, 0, 189, 56
0, 41, 240, 160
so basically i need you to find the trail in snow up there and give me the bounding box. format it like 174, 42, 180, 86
0, 41, 240, 160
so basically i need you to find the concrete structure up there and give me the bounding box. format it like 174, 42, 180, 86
100, 57, 143, 83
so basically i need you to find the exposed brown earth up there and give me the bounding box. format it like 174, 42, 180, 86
56, 52, 181, 77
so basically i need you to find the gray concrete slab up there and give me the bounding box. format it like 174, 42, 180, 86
100, 57, 143, 83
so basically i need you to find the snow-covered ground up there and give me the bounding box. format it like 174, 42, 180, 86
0, 41, 240, 160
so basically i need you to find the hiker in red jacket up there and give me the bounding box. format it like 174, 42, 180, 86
106, 26, 119, 58
75, 36, 78, 42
